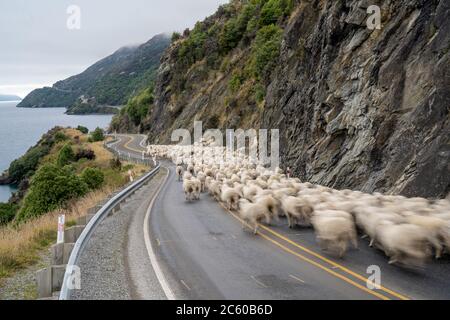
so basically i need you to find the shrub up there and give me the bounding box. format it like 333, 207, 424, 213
250, 24, 283, 80
254, 84, 266, 103
75, 149, 96, 161
81, 168, 104, 190
229, 71, 244, 93
126, 88, 153, 125
57, 144, 75, 167
171, 32, 181, 42
76, 125, 89, 134
260, 0, 294, 26
0, 203, 18, 226
219, 3, 256, 53
16, 164, 88, 222
110, 157, 122, 171
54, 132, 68, 143
91, 127, 105, 142
8, 145, 50, 183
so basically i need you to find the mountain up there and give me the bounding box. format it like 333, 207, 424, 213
111, 0, 449, 198
0, 95, 21, 102
17, 34, 171, 114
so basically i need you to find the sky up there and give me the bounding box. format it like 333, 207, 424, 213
0, 0, 228, 98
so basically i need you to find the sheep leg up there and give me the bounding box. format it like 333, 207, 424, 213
361, 234, 368, 239
253, 224, 259, 235
369, 238, 375, 247
286, 213, 292, 228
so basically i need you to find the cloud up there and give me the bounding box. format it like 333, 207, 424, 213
0, 0, 228, 97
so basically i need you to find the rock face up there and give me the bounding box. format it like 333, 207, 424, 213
263, 0, 449, 198
130, 0, 450, 198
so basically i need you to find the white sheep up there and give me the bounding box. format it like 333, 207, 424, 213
374, 221, 431, 266
281, 196, 314, 228
238, 199, 272, 234
221, 185, 241, 210
311, 212, 358, 258
176, 165, 184, 181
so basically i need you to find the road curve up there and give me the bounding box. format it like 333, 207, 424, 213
111, 135, 450, 300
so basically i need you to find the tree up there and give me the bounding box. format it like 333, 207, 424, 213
57, 144, 75, 167
16, 164, 88, 222
251, 24, 283, 80
8, 145, 50, 183
171, 32, 181, 42
81, 167, 104, 190
76, 125, 89, 134
0, 203, 18, 226
91, 127, 105, 142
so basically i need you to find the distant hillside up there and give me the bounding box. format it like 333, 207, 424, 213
17, 34, 170, 114
0, 95, 21, 102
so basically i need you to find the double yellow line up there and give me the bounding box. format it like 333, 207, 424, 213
120, 135, 146, 153
219, 203, 410, 301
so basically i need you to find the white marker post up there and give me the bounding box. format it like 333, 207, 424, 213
57, 214, 65, 244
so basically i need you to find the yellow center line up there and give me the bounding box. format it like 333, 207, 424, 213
258, 224, 410, 300
217, 202, 407, 301
121, 135, 146, 153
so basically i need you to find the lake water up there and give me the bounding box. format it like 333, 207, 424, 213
0, 101, 113, 202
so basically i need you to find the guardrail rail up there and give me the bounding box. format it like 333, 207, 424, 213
59, 136, 160, 300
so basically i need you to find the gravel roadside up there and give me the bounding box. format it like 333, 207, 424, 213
71, 169, 167, 300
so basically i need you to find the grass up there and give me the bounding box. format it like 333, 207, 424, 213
0, 187, 114, 282
0, 128, 149, 285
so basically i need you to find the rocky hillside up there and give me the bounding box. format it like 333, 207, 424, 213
17, 34, 170, 114
111, 0, 449, 198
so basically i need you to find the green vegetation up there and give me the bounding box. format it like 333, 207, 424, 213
110, 0, 297, 133
126, 87, 154, 125
81, 168, 105, 190
0, 203, 18, 226
250, 24, 283, 80
57, 144, 75, 167
17, 34, 170, 114
16, 164, 89, 222
260, 0, 294, 26
90, 127, 105, 142
172, 32, 181, 42
76, 125, 89, 134
8, 145, 50, 184
229, 70, 245, 93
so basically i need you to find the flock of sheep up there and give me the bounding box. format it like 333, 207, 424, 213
148, 143, 450, 267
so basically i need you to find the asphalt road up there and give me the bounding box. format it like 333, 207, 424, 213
114, 134, 450, 300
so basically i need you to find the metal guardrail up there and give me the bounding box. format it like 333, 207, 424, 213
104, 136, 154, 166
59, 137, 160, 300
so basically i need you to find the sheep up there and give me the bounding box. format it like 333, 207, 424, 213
197, 172, 206, 192
176, 165, 184, 181
281, 196, 314, 228
405, 215, 449, 259
183, 179, 197, 201
187, 164, 195, 175
221, 185, 241, 210
354, 208, 405, 247
243, 185, 262, 202
191, 178, 202, 200
183, 171, 193, 180
238, 199, 272, 234
311, 213, 358, 258
374, 221, 431, 266
208, 180, 222, 200
254, 194, 281, 222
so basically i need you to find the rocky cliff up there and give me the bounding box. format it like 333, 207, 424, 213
113, 0, 450, 198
